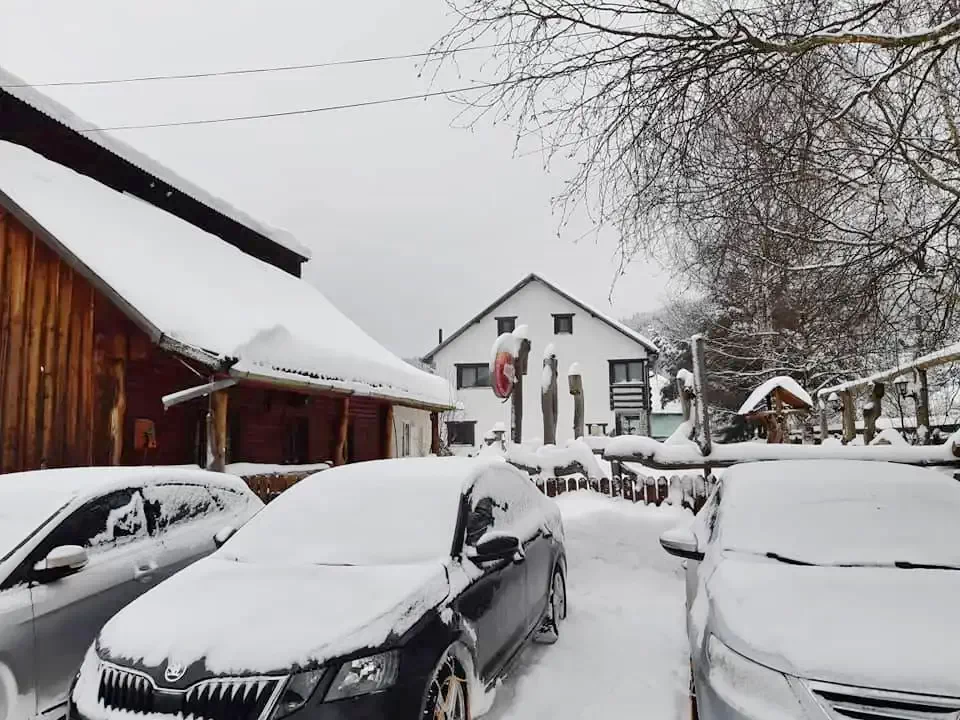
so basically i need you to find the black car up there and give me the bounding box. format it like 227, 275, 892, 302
69, 457, 567, 720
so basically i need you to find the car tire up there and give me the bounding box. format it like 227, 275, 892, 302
535, 566, 566, 644
421, 651, 469, 720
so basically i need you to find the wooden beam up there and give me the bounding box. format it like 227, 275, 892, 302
208, 389, 229, 472
23, 236, 45, 468
430, 411, 441, 455
916, 368, 931, 435
1, 224, 30, 472
691, 335, 712, 455
334, 397, 349, 465
862, 382, 885, 445
109, 334, 127, 465
382, 404, 395, 459
840, 389, 856, 444
40, 257, 60, 467
53, 265, 73, 465
81, 289, 96, 464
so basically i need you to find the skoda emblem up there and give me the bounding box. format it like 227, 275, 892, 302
164, 662, 186, 683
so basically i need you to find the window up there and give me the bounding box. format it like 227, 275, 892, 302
446, 421, 477, 446
616, 414, 646, 436
43, 489, 149, 551
553, 314, 574, 335
464, 469, 538, 547
401, 422, 412, 457
208, 486, 251, 513
496, 316, 517, 335
610, 360, 646, 384
142, 484, 218, 534
456, 364, 490, 389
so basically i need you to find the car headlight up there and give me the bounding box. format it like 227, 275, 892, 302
269, 669, 324, 719
706, 635, 805, 718
325, 651, 399, 701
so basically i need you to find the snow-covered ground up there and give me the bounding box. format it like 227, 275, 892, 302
484, 492, 690, 719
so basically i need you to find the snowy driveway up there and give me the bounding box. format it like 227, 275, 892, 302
483, 492, 690, 719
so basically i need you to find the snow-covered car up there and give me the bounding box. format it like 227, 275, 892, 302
0, 467, 263, 720
68, 457, 566, 720
660, 459, 960, 719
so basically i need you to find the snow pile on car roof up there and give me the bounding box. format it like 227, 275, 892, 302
0, 141, 453, 409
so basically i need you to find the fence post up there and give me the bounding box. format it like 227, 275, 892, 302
691, 335, 712, 455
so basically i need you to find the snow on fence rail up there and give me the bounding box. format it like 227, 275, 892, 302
523, 467, 715, 513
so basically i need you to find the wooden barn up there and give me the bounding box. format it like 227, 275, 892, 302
0, 65, 452, 484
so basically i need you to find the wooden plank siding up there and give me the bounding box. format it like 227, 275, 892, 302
0, 205, 394, 476
0, 209, 95, 472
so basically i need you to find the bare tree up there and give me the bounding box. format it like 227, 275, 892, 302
433, 0, 960, 343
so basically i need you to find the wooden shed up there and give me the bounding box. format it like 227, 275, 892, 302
0, 70, 452, 484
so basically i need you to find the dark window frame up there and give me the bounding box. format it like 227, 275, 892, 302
285, 416, 310, 464
456, 363, 491, 390
496, 316, 517, 335
446, 420, 477, 446
609, 359, 647, 384
553, 313, 574, 335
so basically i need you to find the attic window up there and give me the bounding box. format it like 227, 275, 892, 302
496, 316, 517, 335
553, 314, 574, 335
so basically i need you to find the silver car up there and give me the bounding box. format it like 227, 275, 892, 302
661, 459, 960, 719
0, 467, 263, 720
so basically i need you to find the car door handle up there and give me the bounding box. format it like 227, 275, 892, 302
133, 561, 159, 582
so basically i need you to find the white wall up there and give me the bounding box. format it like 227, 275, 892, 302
392, 405, 433, 457
430, 280, 650, 454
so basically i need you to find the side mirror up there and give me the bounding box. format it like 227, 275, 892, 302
468, 533, 525, 564
660, 527, 704, 561
33, 545, 88, 581
214, 525, 237, 549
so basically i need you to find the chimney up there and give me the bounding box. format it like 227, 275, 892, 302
438, 328, 444, 344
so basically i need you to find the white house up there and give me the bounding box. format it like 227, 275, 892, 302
423, 273, 660, 454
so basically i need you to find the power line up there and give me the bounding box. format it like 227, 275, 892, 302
78, 83, 501, 132
0, 42, 512, 89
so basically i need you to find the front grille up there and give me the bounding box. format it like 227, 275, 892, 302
809, 680, 960, 719
97, 663, 283, 720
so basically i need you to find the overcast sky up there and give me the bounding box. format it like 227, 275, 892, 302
0, 0, 670, 357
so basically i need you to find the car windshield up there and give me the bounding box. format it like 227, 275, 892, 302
720, 461, 960, 569
0, 488, 70, 563
220, 464, 466, 567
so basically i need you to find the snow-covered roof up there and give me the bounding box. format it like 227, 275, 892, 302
0, 65, 310, 260
0, 141, 453, 409
423, 272, 659, 361
737, 375, 813, 415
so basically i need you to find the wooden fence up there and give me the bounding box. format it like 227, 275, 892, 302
531, 470, 716, 514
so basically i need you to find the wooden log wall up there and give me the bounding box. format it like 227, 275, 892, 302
0, 209, 96, 473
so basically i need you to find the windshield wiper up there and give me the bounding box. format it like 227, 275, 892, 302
893, 561, 960, 571
765, 552, 815, 566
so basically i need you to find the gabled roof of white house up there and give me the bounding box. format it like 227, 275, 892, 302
423, 272, 659, 361
0, 64, 310, 260
0, 141, 452, 410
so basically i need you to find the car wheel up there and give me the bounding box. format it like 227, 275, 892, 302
535, 566, 566, 644
421, 652, 469, 720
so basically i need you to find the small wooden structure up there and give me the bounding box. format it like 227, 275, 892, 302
738, 376, 813, 444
